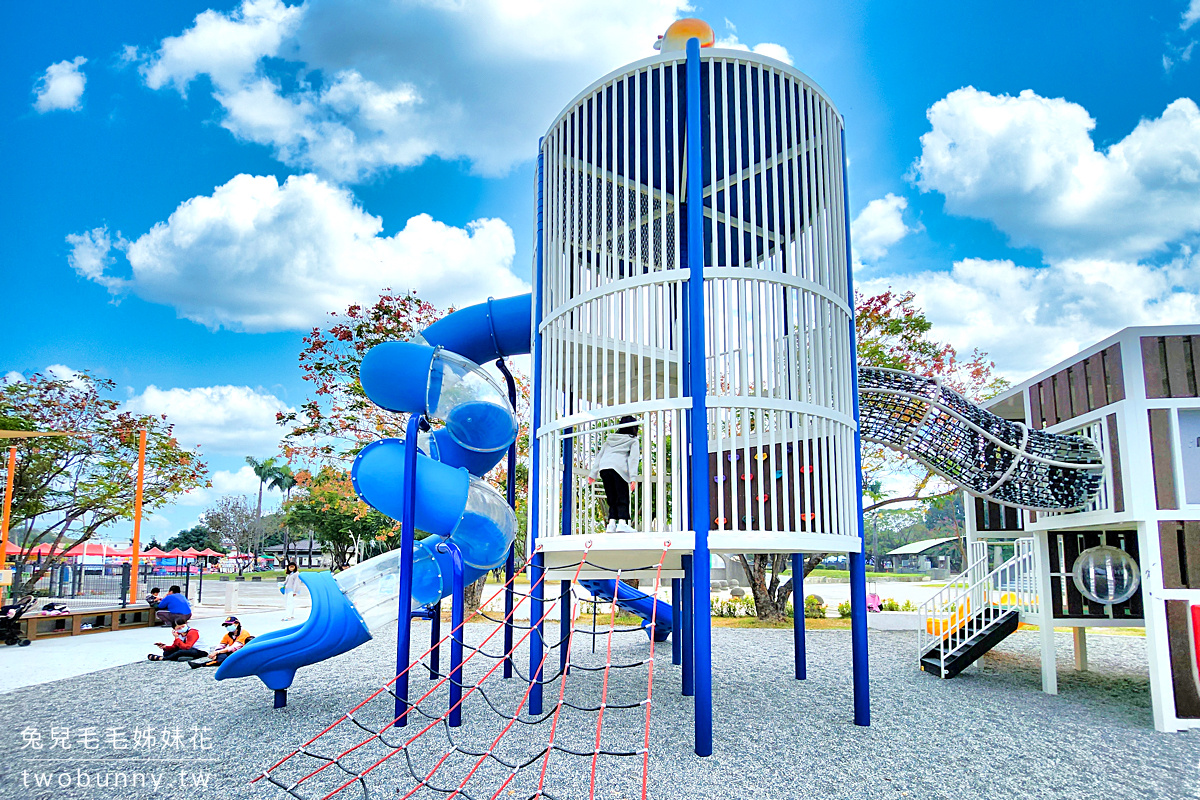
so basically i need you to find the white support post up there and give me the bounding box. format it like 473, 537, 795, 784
1033, 532, 1058, 695
1138, 519, 1179, 732
1072, 627, 1088, 672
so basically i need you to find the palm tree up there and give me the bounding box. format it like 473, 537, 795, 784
245, 455, 280, 562
268, 464, 297, 563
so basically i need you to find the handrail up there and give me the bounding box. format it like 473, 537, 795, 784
917, 538, 1039, 676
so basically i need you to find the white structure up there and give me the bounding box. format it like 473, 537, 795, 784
533, 47, 860, 579
940, 325, 1200, 733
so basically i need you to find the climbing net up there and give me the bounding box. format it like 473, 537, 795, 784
858, 367, 1104, 511
253, 542, 669, 800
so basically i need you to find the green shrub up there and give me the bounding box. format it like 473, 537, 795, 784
711, 595, 756, 618
881, 598, 901, 612
900, 599, 917, 612
804, 594, 826, 619
837, 600, 852, 618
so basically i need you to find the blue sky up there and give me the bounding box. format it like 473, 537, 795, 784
3, 0, 1198, 539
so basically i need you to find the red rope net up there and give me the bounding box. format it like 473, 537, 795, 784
253, 542, 670, 800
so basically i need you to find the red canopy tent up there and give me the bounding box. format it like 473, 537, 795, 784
180, 547, 201, 558
197, 548, 221, 557
140, 547, 168, 558
164, 548, 185, 558
63, 541, 121, 558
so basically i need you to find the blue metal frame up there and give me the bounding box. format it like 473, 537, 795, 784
394, 412, 428, 728
496, 358, 519, 679
429, 599, 441, 680
671, 578, 682, 666
528, 142, 546, 716
841, 131, 871, 728
680, 554, 694, 696
436, 541, 467, 728
791, 553, 806, 680
685, 37, 714, 758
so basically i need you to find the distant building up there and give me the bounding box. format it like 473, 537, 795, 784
263, 539, 330, 569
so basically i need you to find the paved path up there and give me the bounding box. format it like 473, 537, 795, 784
0, 588, 311, 694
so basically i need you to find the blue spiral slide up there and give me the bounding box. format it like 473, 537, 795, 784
215, 294, 673, 694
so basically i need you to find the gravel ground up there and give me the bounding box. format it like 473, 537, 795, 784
2, 623, 1196, 800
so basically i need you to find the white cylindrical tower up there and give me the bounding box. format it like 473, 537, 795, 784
536, 47, 857, 552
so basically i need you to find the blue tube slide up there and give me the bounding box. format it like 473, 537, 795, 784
581, 579, 673, 642
217, 298, 530, 692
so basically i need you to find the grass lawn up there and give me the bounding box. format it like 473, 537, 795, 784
801, 568, 926, 581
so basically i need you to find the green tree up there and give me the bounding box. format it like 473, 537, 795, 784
284, 466, 395, 571
164, 525, 218, 552
201, 495, 257, 575
0, 370, 207, 594
268, 464, 298, 561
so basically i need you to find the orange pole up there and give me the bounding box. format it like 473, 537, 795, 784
129, 429, 146, 604
1, 447, 15, 595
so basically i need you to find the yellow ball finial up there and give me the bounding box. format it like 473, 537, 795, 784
654, 18, 716, 53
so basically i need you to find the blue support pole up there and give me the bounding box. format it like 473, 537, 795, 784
559, 579, 571, 676
394, 413, 426, 728
685, 36, 713, 758
671, 578, 682, 666
436, 542, 467, 728
429, 599, 441, 680
528, 141, 547, 717
791, 553, 806, 680
496, 359, 519, 680
680, 554, 694, 697
841, 130, 871, 728
559, 425, 572, 676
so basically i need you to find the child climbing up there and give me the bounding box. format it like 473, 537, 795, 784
589, 415, 641, 533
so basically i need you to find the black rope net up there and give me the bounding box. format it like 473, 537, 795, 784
253, 543, 668, 800
857, 367, 1104, 511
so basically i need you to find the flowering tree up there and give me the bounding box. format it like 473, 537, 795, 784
278, 291, 445, 463
737, 290, 1008, 620
278, 291, 532, 601
283, 467, 396, 571
0, 371, 208, 593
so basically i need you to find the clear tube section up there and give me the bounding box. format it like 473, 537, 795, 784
427, 350, 517, 453
333, 540, 444, 631
448, 477, 517, 570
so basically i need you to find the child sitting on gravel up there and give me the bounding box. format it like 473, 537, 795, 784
189, 616, 253, 669
148, 620, 207, 662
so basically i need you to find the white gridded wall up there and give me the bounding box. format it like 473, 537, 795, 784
537, 51, 856, 545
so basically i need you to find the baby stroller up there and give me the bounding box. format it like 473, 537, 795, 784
865, 582, 883, 613
1, 595, 35, 647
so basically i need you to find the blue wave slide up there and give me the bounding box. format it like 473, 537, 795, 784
216, 293, 672, 693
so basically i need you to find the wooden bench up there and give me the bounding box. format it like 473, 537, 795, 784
20, 604, 156, 640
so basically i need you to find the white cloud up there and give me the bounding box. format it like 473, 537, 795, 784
860, 253, 1200, 377
141, 0, 690, 179
1185, 0, 1200, 29
851, 193, 916, 265
33, 56, 88, 113
716, 20, 793, 65
68, 172, 527, 332
125, 384, 293, 456
66, 227, 126, 292
142, 0, 303, 95
911, 88, 1200, 260
177, 465, 276, 507
3, 371, 25, 385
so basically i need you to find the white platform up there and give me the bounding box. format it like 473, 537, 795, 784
533, 530, 862, 581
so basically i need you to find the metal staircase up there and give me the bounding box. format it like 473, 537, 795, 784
918, 539, 1039, 679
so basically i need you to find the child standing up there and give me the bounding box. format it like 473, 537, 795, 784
282, 562, 301, 621
589, 415, 641, 533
